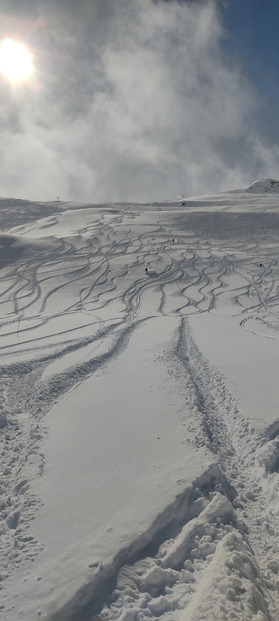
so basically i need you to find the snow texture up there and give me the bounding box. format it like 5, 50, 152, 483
0, 182, 278, 620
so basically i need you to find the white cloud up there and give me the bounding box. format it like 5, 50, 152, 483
0, 0, 278, 202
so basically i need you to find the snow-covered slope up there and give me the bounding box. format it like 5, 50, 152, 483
0, 182, 278, 620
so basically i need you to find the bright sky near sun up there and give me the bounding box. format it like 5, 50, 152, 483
0, 38, 33, 82
0, 0, 278, 203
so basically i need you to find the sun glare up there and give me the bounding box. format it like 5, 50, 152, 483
0, 38, 34, 82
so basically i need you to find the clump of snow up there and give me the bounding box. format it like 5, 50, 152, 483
256, 438, 279, 473
159, 492, 233, 570
140, 564, 179, 593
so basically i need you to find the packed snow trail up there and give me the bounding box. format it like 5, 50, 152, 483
0, 185, 278, 619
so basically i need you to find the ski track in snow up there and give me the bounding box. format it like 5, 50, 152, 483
0, 192, 278, 619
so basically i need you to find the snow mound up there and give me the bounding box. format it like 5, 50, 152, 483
246, 178, 279, 193
146, 268, 158, 277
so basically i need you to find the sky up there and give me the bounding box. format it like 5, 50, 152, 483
0, 0, 279, 203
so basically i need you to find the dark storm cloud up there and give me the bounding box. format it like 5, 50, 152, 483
0, 0, 279, 202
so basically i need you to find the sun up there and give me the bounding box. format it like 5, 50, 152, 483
0, 38, 34, 82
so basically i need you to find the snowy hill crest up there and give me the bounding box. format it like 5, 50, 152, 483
246, 178, 279, 193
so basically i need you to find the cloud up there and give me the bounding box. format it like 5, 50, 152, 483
0, 0, 278, 202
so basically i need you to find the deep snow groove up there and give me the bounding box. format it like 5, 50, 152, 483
43, 465, 223, 621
